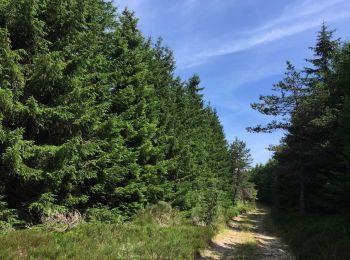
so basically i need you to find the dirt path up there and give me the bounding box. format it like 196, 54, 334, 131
198, 207, 294, 260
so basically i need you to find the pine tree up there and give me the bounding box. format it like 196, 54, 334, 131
248, 62, 308, 213
325, 42, 350, 212
229, 138, 255, 202
249, 24, 349, 215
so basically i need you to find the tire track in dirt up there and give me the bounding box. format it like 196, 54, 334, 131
197, 207, 294, 260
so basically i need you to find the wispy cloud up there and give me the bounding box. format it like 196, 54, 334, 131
260, 0, 344, 30
177, 0, 350, 69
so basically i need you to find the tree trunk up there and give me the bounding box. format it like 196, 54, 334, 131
299, 169, 305, 215
299, 152, 305, 215
232, 169, 240, 202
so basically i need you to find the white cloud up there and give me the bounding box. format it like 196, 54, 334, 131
260, 0, 344, 31
177, 0, 350, 69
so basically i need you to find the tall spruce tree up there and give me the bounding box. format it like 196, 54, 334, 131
0, 0, 240, 226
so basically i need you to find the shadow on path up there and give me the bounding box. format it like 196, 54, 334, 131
197, 207, 294, 260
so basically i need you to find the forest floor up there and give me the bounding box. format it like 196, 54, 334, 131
198, 206, 294, 260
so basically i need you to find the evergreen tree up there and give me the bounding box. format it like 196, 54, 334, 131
229, 138, 255, 203
250, 24, 350, 215
248, 62, 308, 213
0, 0, 239, 225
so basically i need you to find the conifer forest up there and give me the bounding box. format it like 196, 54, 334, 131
0, 1, 349, 259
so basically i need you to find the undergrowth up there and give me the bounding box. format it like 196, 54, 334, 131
0, 207, 212, 260
222, 201, 255, 223
271, 210, 350, 260
0, 201, 253, 259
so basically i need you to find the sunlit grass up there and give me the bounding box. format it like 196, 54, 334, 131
0, 219, 213, 259
231, 239, 259, 260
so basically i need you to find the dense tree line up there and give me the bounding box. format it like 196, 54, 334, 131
250, 23, 350, 215
0, 0, 255, 227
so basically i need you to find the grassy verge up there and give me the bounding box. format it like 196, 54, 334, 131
0, 201, 254, 259
271, 210, 350, 260
0, 216, 213, 259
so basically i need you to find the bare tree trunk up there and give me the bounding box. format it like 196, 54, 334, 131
232, 169, 240, 202
299, 152, 305, 215
299, 169, 305, 215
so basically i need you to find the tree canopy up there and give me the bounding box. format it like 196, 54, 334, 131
0, 0, 255, 226
251, 23, 350, 215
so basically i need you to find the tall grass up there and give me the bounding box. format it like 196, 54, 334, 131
271, 210, 350, 260
0, 203, 214, 260
0, 201, 254, 259
0, 220, 213, 259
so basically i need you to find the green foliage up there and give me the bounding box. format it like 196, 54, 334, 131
136, 201, 182, 227
28, 193, 66, 218
85, 206, 124, 224
229, 139, 256, 203
191, 185, 220, 226
250, 24, 350, 259
250, 24, 350, 214
223, 201, 254, 222
251, 160, 278, 204
0, 196, 21, 232
0, 0, 257, 230
271, 211, 350, 260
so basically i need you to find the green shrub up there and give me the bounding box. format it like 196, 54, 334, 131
85, 206, 124, 224
190, 189, 220, 226
145, 201, 181, 226
28, 193, 67, 220
223, 201, 254, 222
0, 196, 22, 233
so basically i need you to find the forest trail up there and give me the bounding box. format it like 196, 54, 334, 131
198, 206, 294, 260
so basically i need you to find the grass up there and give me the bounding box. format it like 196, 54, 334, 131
0, 202, 255, 259
0, 217, 213, 259
233, 240, 259, 260
238, 221, 255, 232
271, 210, 350, 260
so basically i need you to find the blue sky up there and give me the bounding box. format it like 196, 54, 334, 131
115, 0, 350, 164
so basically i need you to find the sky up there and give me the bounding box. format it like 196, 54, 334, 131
114, 0, 350, 164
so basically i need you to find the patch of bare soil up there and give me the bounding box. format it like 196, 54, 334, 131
198, 207, 294, 260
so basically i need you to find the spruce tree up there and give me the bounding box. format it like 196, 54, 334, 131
0, 0, 237, 225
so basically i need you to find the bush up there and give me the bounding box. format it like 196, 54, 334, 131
190, 189, 219, 226
136, 201, 182, 226
0, 196, 22, 233
41, 210, 83, 232
85, 206, 124, 224
28, 193, 66, 221
223, 200, 254, 222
